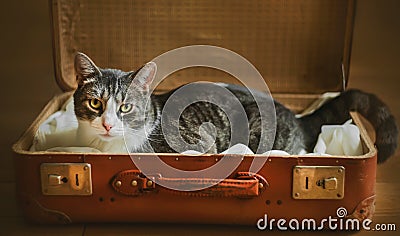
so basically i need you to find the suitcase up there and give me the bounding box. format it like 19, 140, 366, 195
13, 0, 378, 229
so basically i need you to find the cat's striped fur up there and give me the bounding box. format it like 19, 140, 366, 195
73, 53, 398, 163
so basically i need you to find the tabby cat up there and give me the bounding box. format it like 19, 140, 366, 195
73, 52, 398, 163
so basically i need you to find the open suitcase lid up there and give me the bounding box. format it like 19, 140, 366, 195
51, 0, 355, 94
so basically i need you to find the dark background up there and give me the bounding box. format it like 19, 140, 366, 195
0, 0, 399, 235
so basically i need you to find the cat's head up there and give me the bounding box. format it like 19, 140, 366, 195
73, 52, 157, 142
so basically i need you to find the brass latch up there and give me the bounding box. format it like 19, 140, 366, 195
317, 177, 338, 190
292, 166, 345, 199
40, 163, 92, 195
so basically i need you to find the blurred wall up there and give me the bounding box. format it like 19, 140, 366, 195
349, 0, 400, 120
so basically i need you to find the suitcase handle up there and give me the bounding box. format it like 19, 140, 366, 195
111, 170, 268, 198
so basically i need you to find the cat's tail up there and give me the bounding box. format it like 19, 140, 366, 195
299, 89, 398, 163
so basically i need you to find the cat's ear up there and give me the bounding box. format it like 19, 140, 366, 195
74, 52, 102, 86
131, 62, 157, 91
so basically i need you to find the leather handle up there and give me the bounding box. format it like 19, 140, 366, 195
111, 170, 268, 198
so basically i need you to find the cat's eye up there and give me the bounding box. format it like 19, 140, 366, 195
120, 103, 133, 113
89, 98, 102, 110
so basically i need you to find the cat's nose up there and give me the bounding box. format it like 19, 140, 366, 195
103, 123, 113, 131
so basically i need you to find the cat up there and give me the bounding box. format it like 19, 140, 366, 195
73, 52, 398, 163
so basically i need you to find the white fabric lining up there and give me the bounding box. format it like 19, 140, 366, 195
30, 96, 363, 156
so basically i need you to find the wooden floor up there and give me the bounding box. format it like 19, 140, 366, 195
1, 0, 400, 235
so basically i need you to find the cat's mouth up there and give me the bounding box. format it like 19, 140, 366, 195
98, 130, 123, 140
99, 133, 115, 139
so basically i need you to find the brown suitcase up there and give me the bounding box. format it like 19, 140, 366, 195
13, 0, 378, 229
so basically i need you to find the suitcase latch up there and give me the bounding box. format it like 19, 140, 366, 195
317, 177, 338, 190
40, 163, 92, 195
292, 166, 345, 199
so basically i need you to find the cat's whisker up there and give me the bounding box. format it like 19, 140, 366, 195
123, 128, 163, 143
